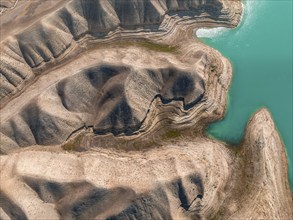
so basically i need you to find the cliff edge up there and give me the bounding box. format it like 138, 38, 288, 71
0, 0, 292, 219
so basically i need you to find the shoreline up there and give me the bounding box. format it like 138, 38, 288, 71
195, 1, 244, 39
196, 0, 293, 192
1, 0, 292, 218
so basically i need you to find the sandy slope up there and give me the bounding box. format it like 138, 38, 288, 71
0, 0, 292, 219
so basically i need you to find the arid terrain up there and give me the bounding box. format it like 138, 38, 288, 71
0, 0, 292, 219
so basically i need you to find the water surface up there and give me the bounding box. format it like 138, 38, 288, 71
197, 0, 292, 190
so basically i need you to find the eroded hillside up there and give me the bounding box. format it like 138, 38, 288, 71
0, 0, 292, 219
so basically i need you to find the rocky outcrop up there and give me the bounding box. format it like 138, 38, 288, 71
0, 140, 231, 219
1, 0, 292, 219
0, 0, 242, 106
219, 109, 293, 219
0, 63, 206, 152
0, 0, 17, 14
0, 40, 232, 153
0, 110, 292, 219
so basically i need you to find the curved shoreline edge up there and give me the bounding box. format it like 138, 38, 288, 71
0, 0, 292, 219
196, 0, 293, 193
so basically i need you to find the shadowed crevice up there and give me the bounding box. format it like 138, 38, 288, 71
0, 191, 28, 220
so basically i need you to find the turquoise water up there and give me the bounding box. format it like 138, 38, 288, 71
199, 0, 292, 190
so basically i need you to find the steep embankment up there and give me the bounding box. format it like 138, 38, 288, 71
0, 0, 241, 106
1, 0, 292, 219
0, 110, 292, 219
0, 139, 232, 219
0, 63, 204, 151
229, 109, 293, 219
0, 43, 231, 153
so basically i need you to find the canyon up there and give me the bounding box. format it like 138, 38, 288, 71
0, 0, 292, 219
